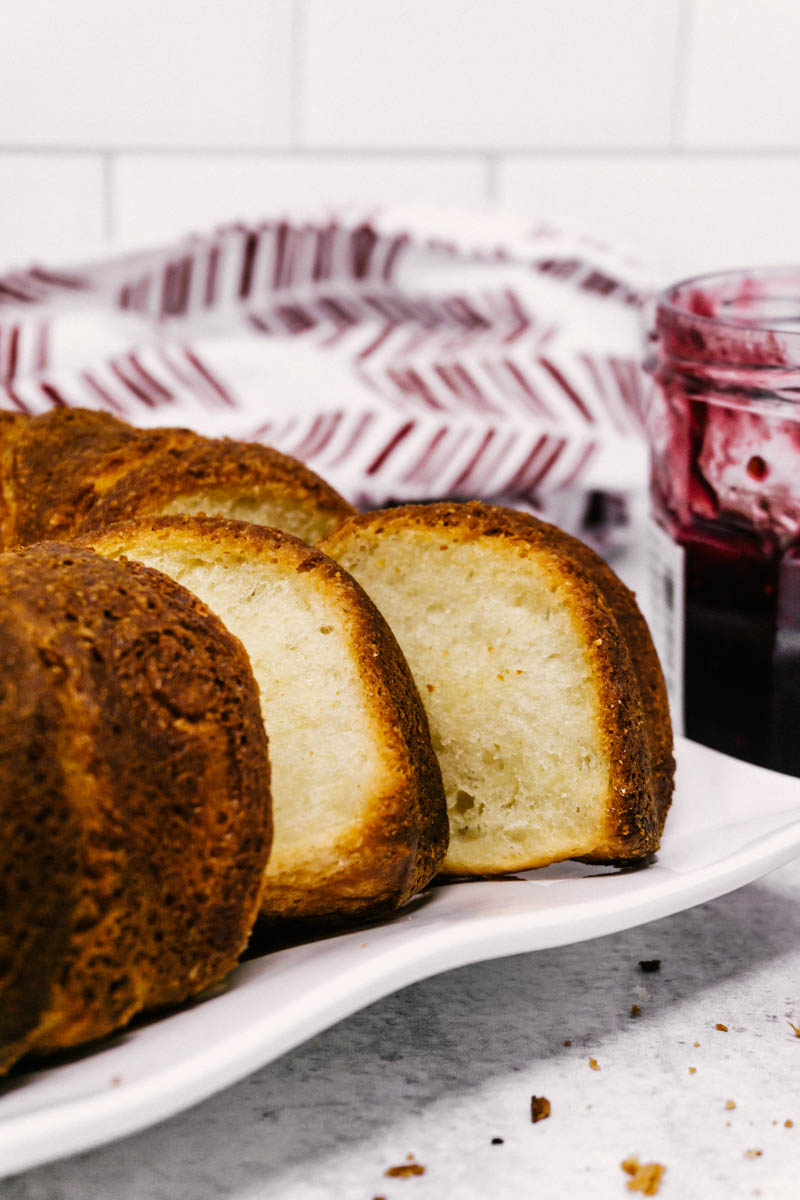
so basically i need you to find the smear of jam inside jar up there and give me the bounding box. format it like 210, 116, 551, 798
649, 267, 800, 773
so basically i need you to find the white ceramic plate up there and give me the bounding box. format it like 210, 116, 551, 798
2, 735, 800, 1178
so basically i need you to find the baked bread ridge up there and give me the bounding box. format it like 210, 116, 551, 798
0, 410, 31, 548
77, 430, 356, 545
0, 543, 272, 1074
82, 515, 448, 923
319, 501, 665, 874
0, 407, 202, 550
0, 406, 355, 551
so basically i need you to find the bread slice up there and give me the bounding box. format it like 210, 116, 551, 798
319, 501, 672, 875
0, 543, 271, 1074
1, 407, 355, 550
84, 515, 448, 922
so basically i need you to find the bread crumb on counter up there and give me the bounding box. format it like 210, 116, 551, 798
621, 1156, 665, 1195
385, 1155, 425, 1178
589, 1057, 600, 1071
530, 1095, 551, 1123
689, 1067, 696, 1075
789, 1021, 800, 1037
725, 1100, 736, 1110
744, 1149, 763, 1159
630, 1004, 642, 1017
715, 1023, 729, 1032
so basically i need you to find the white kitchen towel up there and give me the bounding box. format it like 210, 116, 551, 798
0, 206, 652, 548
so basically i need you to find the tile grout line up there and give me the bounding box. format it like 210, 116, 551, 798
484, 154, 499, 206
4, 144, 800, 159
102, 152, 116, 246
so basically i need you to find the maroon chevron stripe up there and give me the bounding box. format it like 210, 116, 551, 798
109, 360, 158, 409
39, 382, 67, 409
578, 353, 627, 435
290, 412, 347, 462
81, 370, 127, 417
398, 426, 450, 485
538, 357, 595, 424
127, 353, 174, 405
2, 326, 18, 382
320, 412, 373, 469
182, 349, 235, 407
503, 436, 549, 493
528, 439, 567, 490
449, 428, 497, 491
365, 420, 416, 475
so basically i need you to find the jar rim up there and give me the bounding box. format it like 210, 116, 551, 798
658, 264, 800, 334
656, 265, 800, 372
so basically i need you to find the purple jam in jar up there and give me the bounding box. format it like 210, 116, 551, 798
647, 267, 800, 774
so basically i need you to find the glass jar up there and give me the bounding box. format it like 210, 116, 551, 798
646, 266, 800, 775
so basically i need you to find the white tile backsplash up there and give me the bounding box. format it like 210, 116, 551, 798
0, 1, 798, 274
304, 0, 681, 149
500, 153, 800, 284
685, 0, 800, 148
113, 154, 488, 246
0, 155, 105, 267
0, 0, 293, 148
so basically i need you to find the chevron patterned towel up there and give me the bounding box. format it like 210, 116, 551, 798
0, 206, 654, 550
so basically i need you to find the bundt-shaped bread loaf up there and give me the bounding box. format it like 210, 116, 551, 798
0, 544, 272, 1076
319, 502, 673, 874
0, 407, 354, 550
84, 515, 449, 922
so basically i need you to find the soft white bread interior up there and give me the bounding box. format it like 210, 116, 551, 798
84, 515, 448, 922
319, 502, 672, 875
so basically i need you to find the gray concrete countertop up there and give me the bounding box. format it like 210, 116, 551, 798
3, 858, 799, 1199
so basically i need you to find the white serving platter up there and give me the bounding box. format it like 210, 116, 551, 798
2, 735, 800, 1179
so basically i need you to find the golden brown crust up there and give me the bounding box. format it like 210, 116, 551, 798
0, 407, 355, 550
0, 622, 78, 1073
78, 435, 355, 541
1, 408, 201, 549
0, 543, 271, 1074
321, 500, 670, 865
0, 410, 30, 548
84, 515, 448, 922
